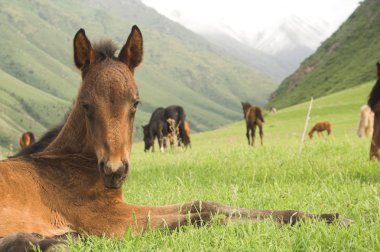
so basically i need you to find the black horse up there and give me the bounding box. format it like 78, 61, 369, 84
13, 105, 190, 156
142, 107, 168, 152
143, 105, 190, 152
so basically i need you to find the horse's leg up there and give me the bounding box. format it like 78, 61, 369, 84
246, 124, 250, 145
158, 132, 165, 152
0, 232, 75, 252
126, 201, 352, 232
251, 124, 256, 146
258, 123, 264, 146
151, 136, 155, 152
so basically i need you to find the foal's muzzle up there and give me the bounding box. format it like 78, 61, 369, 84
98, 160, 129, 189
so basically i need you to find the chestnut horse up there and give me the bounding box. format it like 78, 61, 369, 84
19, 131, 35, 149
308, 121, 332, 139
357, 105, 374, 138
0, 26, 351, 251
368, 62, 380, 159
165, 120, 191, 149
241, 102, 264, 146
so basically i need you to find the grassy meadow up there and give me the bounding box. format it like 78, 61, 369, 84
65, 81, 380, 251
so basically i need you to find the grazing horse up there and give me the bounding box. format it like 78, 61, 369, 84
19, 131, 35, 149
0, 26, 351, 251
241, 102, 264, 146
143, 105, 189, 151
368, 62, 380, 159
308, 121, 332, 139
357, 105, 374, 138
142, 107, 168, 152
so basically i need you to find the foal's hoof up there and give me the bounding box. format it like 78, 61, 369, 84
337, 215, 354, 227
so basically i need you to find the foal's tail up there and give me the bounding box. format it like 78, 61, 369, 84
255, 108, 264, 123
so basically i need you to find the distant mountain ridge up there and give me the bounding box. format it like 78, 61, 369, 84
0, 0, 277, 148
159, 6, 343, 78
268, 0, 380, 108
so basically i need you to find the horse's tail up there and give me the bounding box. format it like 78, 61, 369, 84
255, 107, 264, 123
177, 108, 190, 146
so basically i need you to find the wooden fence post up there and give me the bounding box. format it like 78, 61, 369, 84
299, 97, 314, 155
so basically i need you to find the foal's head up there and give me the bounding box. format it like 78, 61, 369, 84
368, 62, 380, 159
73, 26, 143, 188
241, 102, 251, 119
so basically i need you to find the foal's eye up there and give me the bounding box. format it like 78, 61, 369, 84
132, 101, 139, 111
82, 104, 90, 112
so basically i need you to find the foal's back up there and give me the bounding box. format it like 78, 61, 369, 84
246, 106, 264, 124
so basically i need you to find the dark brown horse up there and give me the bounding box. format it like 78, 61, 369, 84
368, 62, 380, 159
143, 105, 189, 152
19, 131, 35, 149
308, 121, 332, 139
0, 26, 351, 251
241, 102, 264, 146
142, 107, 167, 152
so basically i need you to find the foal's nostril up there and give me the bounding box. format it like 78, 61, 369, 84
99, 160, 105, 170
123, 161, 129, 174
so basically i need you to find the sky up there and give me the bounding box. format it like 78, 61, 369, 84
141, 0, 361, 40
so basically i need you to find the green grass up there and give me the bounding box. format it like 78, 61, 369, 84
62, 81, 380, 251
269, 0, 380, 109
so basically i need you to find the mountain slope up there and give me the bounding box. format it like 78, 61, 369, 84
268, 0, 380, 108
0, 0, 277, 148
199, 32, 289, 81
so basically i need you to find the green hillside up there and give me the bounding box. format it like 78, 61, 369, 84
197, 80, 374, 147
268, 0, 380, 109
0, 69, 70, 148
0, 0, 278, 148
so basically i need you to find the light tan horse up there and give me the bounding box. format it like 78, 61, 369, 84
0, 26, 351, 251
357, 105, 374, 138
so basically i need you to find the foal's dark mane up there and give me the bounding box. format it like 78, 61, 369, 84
11, 42, 122, 158
93, 40, 118, 61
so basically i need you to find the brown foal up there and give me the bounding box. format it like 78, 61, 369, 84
0, 26, 351, 251
241, 102, 264, 146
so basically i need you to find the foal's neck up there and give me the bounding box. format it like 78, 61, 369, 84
45, 100, 91, 155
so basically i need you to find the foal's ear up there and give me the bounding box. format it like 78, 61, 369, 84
118, 25, 143, 74
73, 29, 95, 70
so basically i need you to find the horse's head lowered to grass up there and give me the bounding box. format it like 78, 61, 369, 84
70, 26, 143, 188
